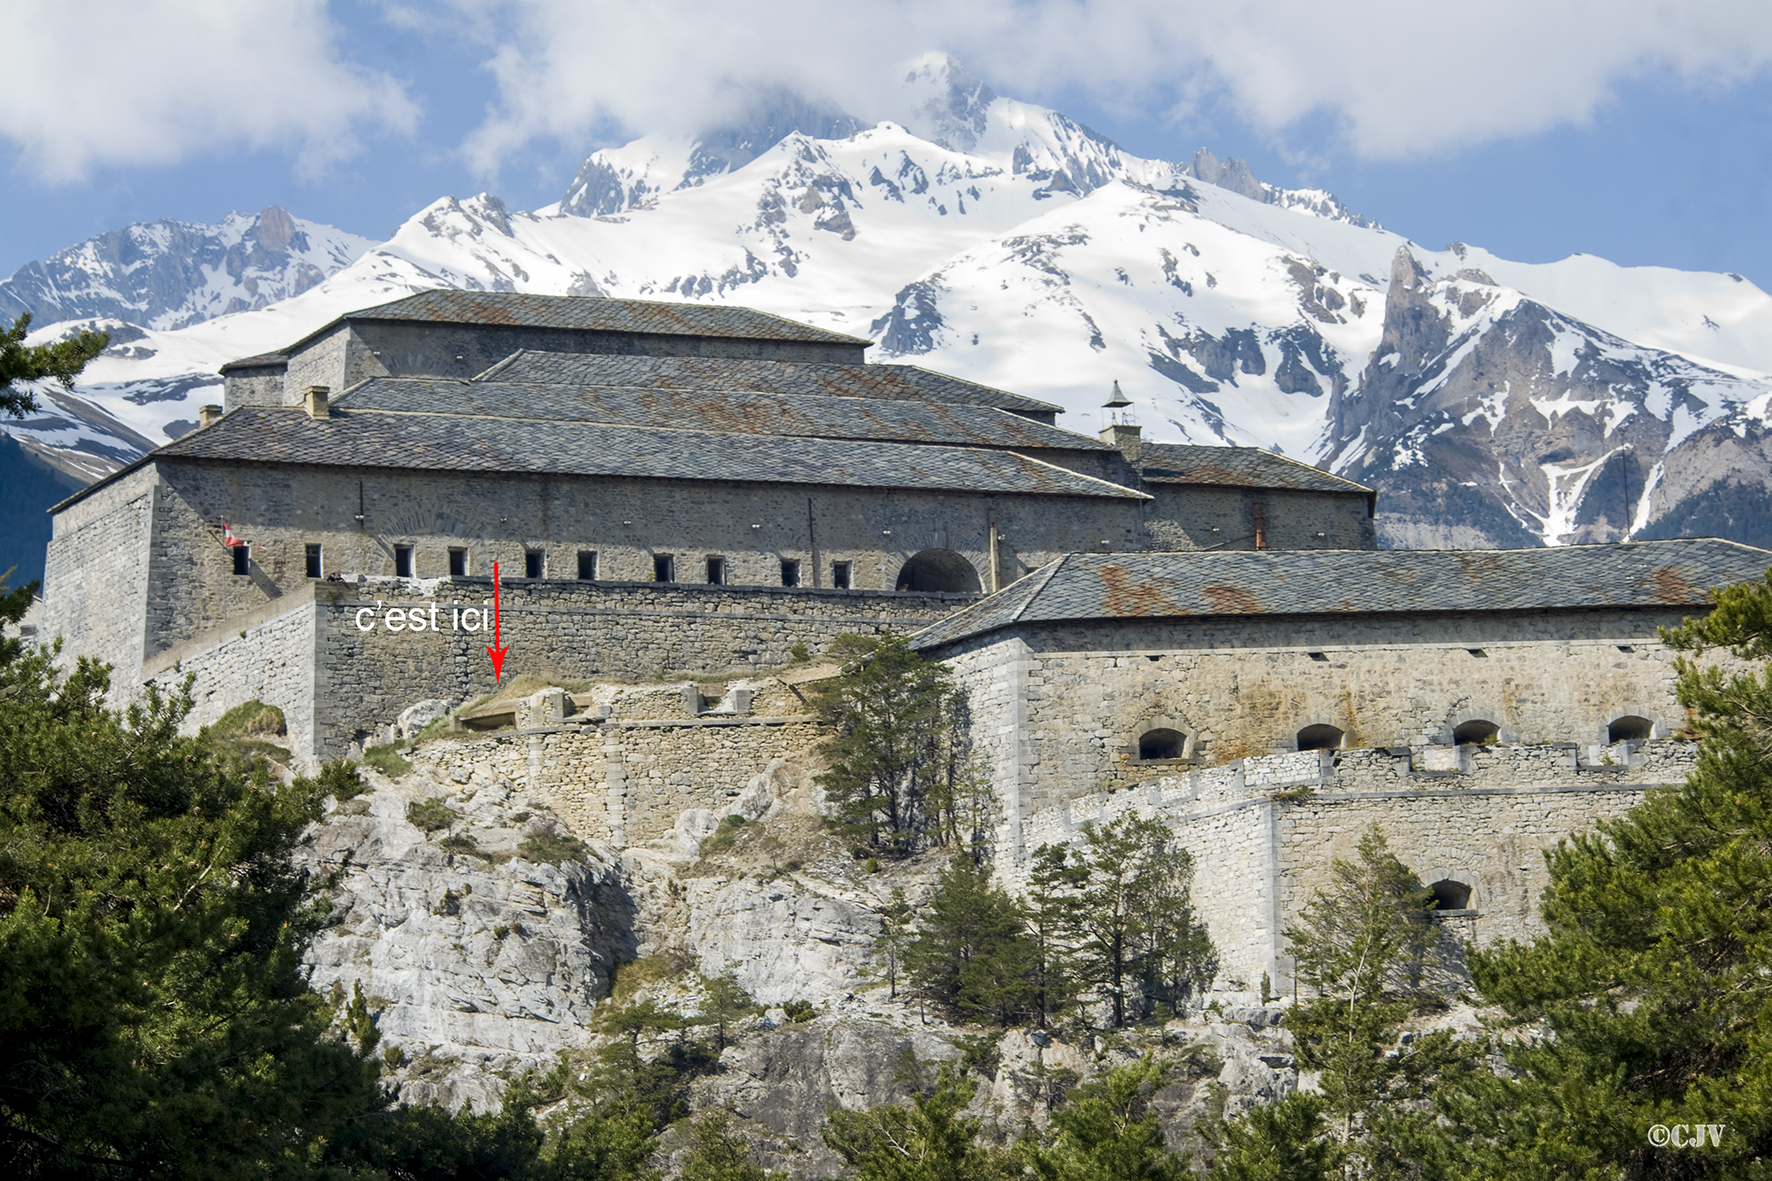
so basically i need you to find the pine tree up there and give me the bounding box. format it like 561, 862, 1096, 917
698, 969, 758, 1052
873, 886, 914, 1000
677, 1111, 780, 1181
1026, 842, 1083, 1027
1, 312, 109, 417
1022, 1054, 1189, 1181
905, 855, 1035, 1025
1429, 568, 1772, 1176
1065, 815, 1216, 1026
823, 1064, 1015, 1181
808, 632, 968, 856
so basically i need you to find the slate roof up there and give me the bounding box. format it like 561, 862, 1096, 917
333, 377, 1109, 453
911, 541, 1772, 650
332, 290, 869, 345
217, 351, 289, 374
116, 407, 1148, 501
477, 350, 1063, 415
1140, 441, 1373, 497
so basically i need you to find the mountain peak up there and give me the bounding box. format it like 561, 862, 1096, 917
899, 53, 997, 153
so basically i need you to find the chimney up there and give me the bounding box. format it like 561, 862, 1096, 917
303, 385, 331, 419
1099, 422, 1142, 465
198, 404, 223, 428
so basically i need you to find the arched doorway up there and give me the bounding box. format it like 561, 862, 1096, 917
1608, 715, 1653, 743
1296, 724, 1344, 751
1139, 728, 1185, 760
894, 549, 982, 594
1453, 719, 1501, 746
1429, 879, 1472, 911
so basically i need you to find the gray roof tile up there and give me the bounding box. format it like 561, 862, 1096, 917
479, 350, 1062, 414
335, 377, 1109, 453
152, 407, 1150, 500
912, 542, 1772, 649
339, 290, 868, 344
1140, 442, 1373, 496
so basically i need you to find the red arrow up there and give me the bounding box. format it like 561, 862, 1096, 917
485, 561, 509, 681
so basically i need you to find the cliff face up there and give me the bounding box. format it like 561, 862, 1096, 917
303, 739, 1315, 1175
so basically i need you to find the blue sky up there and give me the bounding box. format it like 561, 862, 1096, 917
4, 0, 1770, 289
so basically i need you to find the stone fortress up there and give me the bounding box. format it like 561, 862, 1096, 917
40, 288, 1770, 1001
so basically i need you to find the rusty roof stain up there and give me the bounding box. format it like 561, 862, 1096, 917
910, 542, 1772, 651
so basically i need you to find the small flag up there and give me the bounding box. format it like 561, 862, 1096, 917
222, 521, 241, 547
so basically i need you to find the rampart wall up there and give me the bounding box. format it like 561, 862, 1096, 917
1009, 741, 1693, 998
141, 578, 936, 765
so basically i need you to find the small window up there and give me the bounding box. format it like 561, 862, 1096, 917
525, 549, 544, 579
394, 545, 412, 577
1466, 648, 1489, 658
781, 558, 801, 587
232, 545, 249, 576
448, 548, 468, 577
831, 560, 852, 590
706, 556, 725, 585
1306, 651, 1329, 662
1453, 719, 1500, 746
1296, 724, 1343, 751
1139, 728, 1185, 760
1608, 715, 1653, 743
654, 554, 675, 583
305, 544, 322, 579
577, 551, 597, 580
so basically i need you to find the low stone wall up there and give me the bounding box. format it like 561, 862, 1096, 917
1008, 741, 1694, 997
133, 577, 954, 763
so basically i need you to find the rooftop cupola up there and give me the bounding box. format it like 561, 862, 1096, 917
1099, 380, 1141, 464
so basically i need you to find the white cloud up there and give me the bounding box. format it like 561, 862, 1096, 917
0, 0, 419, 182
444, 0, 1772, 165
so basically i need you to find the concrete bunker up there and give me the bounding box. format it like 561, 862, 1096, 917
894, 548, 982, 594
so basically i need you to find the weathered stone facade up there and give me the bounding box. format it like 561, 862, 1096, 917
139, 577, 938, 765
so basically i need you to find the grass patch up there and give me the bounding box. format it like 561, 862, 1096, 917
413, 716, 453, 744
362, 743, 411, 778
206, 700, 291, 767
439, 833, 489, 860
407, 797, 454, 833
607, 952, 694, 1008
519, 823, 588, 865
698, 814, 749, 854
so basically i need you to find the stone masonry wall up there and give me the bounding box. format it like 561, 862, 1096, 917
130, 458, 1142, 657
42, 466, 157, 688
411, 710, 823, 847
1008, 741, 1694, 996
1143, 486, 1375, 552
130, 577, 935, 763
940, 607, 1700, 833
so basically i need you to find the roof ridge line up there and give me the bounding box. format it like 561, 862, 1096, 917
1012, 556, 1068, 624
1004, 450, 1152, 499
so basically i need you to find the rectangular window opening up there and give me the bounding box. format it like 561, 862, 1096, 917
1467, 648, 1489, 658
831, 560, 852, 590
780, 558, 801, 588
1307, 651, 1329, 662
706, 556, 725, 585
448, 548, 468, 577
232, 545, 250, 576
653, 554, 674, 583
577, 551, 597, 581
304, 543, 322, 579
525, 549, 544, 579
394, 545, 413, 577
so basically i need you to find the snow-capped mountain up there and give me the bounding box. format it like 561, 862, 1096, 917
7, 53, 1772, 563
0, 206, 377, 333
